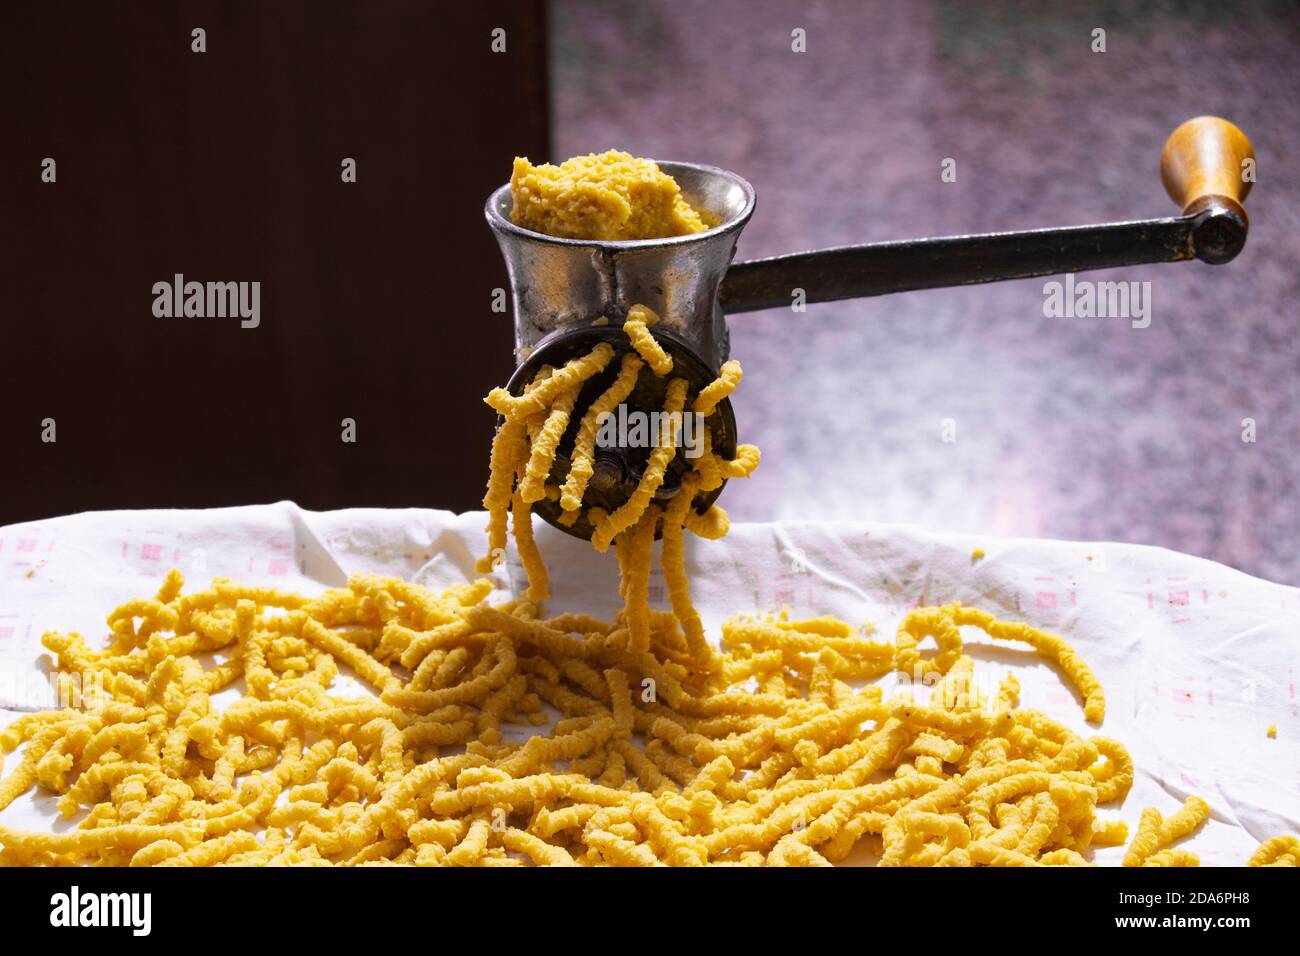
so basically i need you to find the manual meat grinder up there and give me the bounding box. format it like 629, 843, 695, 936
484, 116, 1254, 540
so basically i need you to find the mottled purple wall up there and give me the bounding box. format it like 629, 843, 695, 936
549, 0, 1300, 584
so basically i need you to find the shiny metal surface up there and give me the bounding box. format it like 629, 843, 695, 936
484, 161, 756, 372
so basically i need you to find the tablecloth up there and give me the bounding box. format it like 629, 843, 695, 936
1, 502, 1295, 865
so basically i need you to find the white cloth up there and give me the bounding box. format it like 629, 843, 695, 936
1, 501, 1296, 864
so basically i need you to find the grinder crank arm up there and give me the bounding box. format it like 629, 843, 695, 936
718, 116, 1254, 314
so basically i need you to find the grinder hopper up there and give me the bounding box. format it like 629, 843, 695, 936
485, 116, 1254, 540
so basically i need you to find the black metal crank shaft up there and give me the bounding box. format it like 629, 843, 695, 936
718, 201, 1247, 315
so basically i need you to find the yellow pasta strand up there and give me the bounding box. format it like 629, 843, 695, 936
693, 359, 742, 416
623, 304, 673, 376
485, 343, 615, 419
519, 385, 579, 504
560, 352, 644, 512
591, 377, 689, 552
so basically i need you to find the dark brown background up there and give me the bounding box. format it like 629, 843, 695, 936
0, 1, 548, 524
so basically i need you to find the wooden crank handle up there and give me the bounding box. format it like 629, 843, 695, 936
1160, 116, 1254, 263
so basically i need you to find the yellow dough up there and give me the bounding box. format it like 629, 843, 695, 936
510, 150, 709, 240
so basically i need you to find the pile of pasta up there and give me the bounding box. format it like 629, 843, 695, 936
0, 309, 1295, 867
1, 572, 1290, 867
